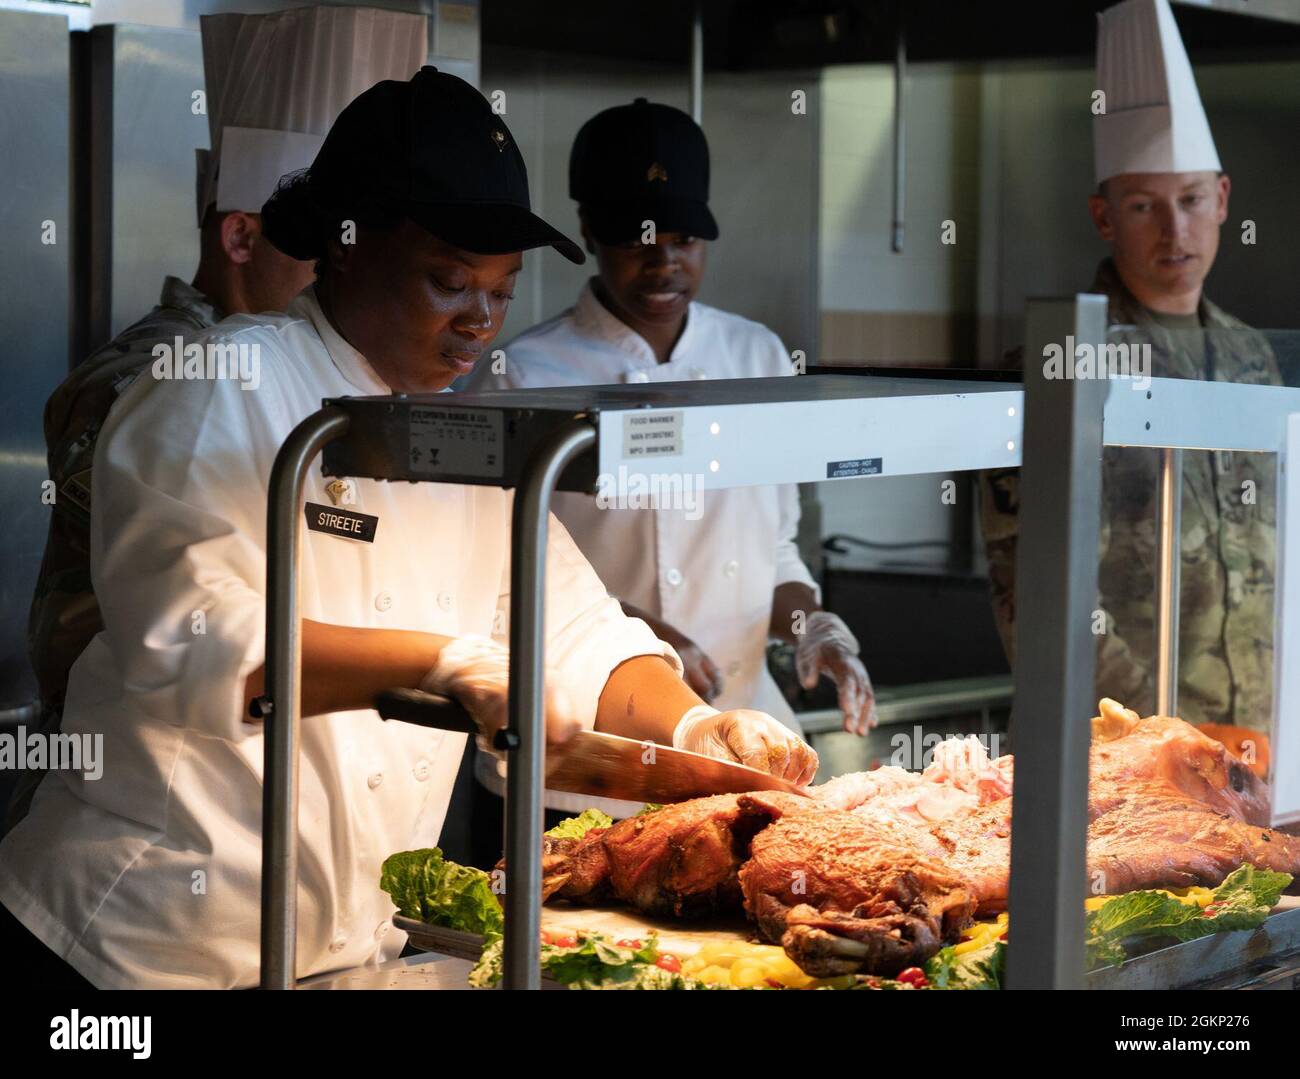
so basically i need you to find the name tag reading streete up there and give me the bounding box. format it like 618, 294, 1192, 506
305, 501, 379, 543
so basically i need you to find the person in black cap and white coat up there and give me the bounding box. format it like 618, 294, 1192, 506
467, 101, 876, 771
0, 70, 816, 990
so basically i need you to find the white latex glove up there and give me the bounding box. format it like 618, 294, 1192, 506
672, 704, 819, 786
795, 610, 876, 735
420, 635, 580, 754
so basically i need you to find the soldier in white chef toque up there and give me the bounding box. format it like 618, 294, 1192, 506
981, 0, 1281, 734
0, 67, 817, 990
466, 101, 876, 776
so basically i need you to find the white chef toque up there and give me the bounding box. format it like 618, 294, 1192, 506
195, 5, 429, 225
1093, 0, 1221, 185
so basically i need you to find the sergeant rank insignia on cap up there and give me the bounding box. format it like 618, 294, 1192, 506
646, 162, 668, 182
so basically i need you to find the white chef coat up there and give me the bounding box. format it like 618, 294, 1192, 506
0, 287, 678, 989
466, 281, 820, 738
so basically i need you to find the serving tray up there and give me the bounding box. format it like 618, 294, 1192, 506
396, 896, 1300, 989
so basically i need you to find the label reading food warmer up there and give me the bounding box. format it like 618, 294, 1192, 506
826, 457, 883, 479
623, 410, 683, 458
408, 407, 504, 478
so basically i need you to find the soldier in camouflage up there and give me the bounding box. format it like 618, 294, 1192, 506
10, 211, 313, 834
981, 0, 1284, 737
981, 171, 1280, 733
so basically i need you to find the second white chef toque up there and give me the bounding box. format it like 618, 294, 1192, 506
1093, 0, 1221, 185
196, 5, 429, 224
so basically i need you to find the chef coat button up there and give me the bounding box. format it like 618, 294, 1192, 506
367, 772, 383, 789
413, 759, 431, 781
627, 370, 650, 384
727, 661, 741, 677
375, 592, 393, 612
374, 922, 390, 941
666, 567, 683, 587
723, 559, 739, 577
329, 935, 347, 954
437, 592, 454, 611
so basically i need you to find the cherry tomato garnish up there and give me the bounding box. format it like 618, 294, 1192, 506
896, 966, 928, 988
539, 931, 553, 945
655, 953, 682, 973
553, 935, 577, 948
1202, 904, 1221, 917
616, 938, 644, 949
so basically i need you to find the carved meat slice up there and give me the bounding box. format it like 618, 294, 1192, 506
812, 734, 1012, 828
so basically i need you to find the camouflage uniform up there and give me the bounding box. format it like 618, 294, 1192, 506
980, 258, 1279, 730
8, 278, 222, 833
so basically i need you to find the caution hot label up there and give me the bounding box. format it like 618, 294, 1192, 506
826, 457, 882, 479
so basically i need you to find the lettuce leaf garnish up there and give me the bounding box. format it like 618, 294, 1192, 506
469, 933, 709, 990
925, 938, 1006, 990
380, 847, 503, 943
1085, 864, 1291, 969
544, 808, 613, 840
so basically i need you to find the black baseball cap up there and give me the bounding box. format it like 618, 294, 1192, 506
569, 99, 719, 245
263, 67, 583, 264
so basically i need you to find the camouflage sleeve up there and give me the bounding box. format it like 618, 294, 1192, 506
1091, 477, 1156, 716
982, 462, 1152, 712
1093, 614, 1155, 717
27, 334, 154, 714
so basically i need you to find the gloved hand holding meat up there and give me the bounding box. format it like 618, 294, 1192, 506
531, 700, 1300, 979
672, 704, 819, 785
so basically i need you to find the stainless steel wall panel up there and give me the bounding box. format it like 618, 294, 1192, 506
0, 10, 69, 713
79, 23, 208, 353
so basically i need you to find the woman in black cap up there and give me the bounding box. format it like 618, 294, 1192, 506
0, 69, 817, 989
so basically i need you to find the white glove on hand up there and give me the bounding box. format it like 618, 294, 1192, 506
672, 704, 819, 786
420, 635, 580, 754
795, 610, 876, 735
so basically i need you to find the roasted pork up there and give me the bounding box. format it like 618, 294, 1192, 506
534, 701, 1299, 977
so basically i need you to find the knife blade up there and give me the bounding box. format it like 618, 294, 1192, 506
545, 729, 813, 803
375, 688, 813, 803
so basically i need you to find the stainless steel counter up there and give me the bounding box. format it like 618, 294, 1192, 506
796, 673, 1013, 736
1087, 902, 1300, 991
